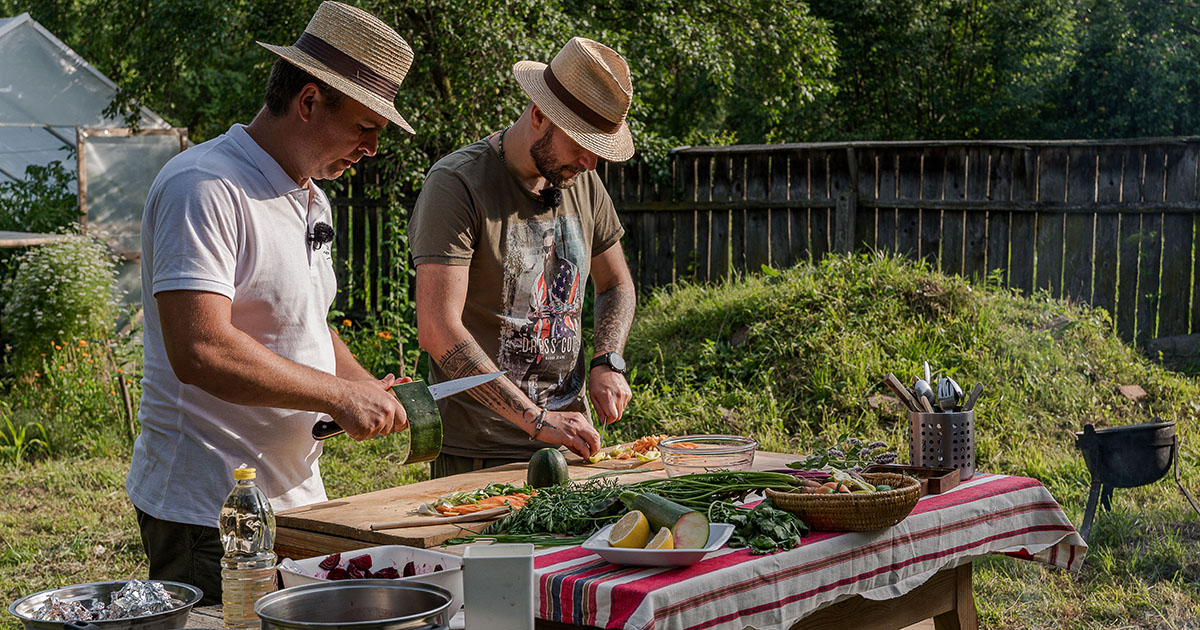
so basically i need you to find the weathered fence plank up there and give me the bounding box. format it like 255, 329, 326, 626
920, 148, 946, 267
895, 149, 922, 259
1158, 144, 1197, 337
1116, 147, 1145, 341
745, 154, 771, 272
1008, 148, 1037, 294
1036, 147, 1068, 296
694, 155, 712, 282
810, 151, 832, 260
769, 153, 792, 268
1092, 147, 1123, 320
940, 147, 967, 276
1137, 146, 1167, 345
789, 151, 812, 264
962, 147, 989, 279
876, 151, 898, 255
674, 156, 696, 283
855, 148, 878, 251
710, 154, 733, 280
1063, 146, 1097, 303
986, 148, 1014, 284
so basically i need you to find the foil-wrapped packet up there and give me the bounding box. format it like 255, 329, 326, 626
32, 596, 93, 622
110, 579, 181, 617
33, 580, 183, 622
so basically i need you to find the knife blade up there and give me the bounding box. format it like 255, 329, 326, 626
426, 371, 506, 400
312, 371, 505, 440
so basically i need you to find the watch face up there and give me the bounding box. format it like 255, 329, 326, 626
609, 353, 626, 372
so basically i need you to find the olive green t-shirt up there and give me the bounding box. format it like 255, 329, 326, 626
409, 138, 624, 459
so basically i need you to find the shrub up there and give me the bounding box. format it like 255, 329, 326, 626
2, 230, 119, 372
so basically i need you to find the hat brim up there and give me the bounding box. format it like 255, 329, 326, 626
513, 61, 634, 163
258, 42, 415, 135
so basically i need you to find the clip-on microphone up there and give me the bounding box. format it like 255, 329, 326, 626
307, 222, 335, 251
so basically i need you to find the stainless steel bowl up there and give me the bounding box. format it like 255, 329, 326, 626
254, 579, 453, 630
7, 581, 201, 630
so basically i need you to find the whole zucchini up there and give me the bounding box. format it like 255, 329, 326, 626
619, 491, 710, 549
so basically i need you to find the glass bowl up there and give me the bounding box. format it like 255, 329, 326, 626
657, 434, 758, 477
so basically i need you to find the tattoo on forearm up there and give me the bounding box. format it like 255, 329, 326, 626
593, 283, 636, 355
438, 338, 537, 426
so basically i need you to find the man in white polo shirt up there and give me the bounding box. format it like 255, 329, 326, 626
126, 2, 416, 604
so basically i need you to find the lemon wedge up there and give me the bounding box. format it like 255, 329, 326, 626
586, 451, 611, 464
609, 510, 650, 548
645, 526, 674, 549
634, 450, 661, 462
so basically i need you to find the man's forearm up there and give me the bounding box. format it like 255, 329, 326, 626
593, 280, 636, 356
434, 336, 540, 431
330, 326, 376, 380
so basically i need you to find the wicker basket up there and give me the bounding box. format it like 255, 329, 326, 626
765, 473, 921, 532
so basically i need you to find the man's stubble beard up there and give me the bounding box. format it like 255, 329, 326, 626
530, 128, 583, 189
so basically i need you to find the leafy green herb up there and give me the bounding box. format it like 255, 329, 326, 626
418, 482, 532, 515
481, 477, 623, 537
709, 498, 808, 554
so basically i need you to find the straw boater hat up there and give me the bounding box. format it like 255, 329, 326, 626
513, 37, 635, 162
258, 1, 415, 134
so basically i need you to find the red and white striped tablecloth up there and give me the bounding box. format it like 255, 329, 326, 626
533, 473, 1086, 630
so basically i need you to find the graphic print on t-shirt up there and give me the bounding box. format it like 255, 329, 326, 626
498, 217, 586, 409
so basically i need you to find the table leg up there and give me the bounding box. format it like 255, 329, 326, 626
932, 563, 977, 630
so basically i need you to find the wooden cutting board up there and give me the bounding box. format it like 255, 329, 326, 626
275, 451, 798, 559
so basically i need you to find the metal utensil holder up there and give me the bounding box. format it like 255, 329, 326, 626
910, 410, 975, 481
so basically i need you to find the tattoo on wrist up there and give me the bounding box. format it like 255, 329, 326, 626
437, 338, 532, 418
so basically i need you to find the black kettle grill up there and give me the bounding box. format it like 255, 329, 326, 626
1074, 419, 1200, 541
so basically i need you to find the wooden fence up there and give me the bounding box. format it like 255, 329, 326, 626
598, 139, 1200, 346
330, 138, 1200, 349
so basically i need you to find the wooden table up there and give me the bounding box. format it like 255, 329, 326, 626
274, 455, 1082, 630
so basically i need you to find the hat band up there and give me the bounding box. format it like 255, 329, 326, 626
543, 66, 621, 134
294, 32, 399, 101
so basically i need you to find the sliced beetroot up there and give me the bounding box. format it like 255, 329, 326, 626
402, 561, 416, 577
346, 563, 367, 579
373, 567, 399, 579
318, 553, 341, 571
326, 567, 351, 581
348, 554, 373, 571
433, 564, 443, 572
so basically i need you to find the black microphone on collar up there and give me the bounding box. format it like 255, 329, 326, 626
307, 222, 335, 251
539, 188, 562, 208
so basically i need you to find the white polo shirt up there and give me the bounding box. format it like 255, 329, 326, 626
127, 124, 337, 528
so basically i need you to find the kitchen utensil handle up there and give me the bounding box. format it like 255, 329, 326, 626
963, 383, 984, 411
369, 506, 510, 530
312, 420, 344, 440
920, 396, 936, 414
884, 373, 920, 412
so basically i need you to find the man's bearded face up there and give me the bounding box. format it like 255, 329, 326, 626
530, 127, 586, 189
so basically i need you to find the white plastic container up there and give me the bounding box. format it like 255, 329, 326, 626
462, 543, 534, 630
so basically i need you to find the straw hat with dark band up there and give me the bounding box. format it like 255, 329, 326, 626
514, 37, 634, 162
259, 1, 415, 134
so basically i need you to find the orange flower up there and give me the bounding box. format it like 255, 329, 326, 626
117, 368, 124, 374
33, 372, 40, 378
78, 340, 87, 347
40, 353, 46, 357
58, 365, 66, 371
82, 353, 90, 358
55, 345, 62, 351
377, 330, 393, 340
342, 319, 353, 327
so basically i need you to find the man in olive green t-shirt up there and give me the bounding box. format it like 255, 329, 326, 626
409, 37, 638, 477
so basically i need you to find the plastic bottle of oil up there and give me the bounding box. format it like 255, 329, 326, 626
219, 467, 276, 630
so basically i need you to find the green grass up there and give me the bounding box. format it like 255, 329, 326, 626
2, 252, 1198, 629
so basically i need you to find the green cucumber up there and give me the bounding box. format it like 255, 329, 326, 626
619, 491, 710, 549
391, 380, 443, 465
528, 448, 570, 488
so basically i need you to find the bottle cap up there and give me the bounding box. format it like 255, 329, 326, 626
234, 467, 257, 480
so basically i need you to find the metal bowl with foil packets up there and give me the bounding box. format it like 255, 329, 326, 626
8, 579, 201, 630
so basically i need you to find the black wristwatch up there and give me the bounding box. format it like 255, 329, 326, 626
590, 352, 626, 374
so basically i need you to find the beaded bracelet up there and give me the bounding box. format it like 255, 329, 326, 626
528, 408, 548, 441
